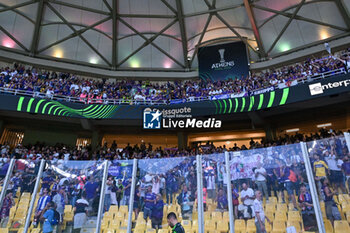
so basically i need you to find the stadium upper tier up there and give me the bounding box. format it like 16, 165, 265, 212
0, 49, 349, 105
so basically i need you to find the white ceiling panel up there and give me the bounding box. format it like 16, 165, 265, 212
0, 0, 347, 70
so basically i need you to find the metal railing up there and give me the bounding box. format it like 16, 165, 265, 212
0, 68, 346, 106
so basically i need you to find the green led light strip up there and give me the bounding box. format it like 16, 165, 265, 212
267, 91, 275, 108
279, 88, 289, 105
17, 98, 119, 119
240, 98, 246, 112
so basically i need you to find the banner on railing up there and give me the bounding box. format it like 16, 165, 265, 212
249, 86, 275, 96
0, 72, 348, 120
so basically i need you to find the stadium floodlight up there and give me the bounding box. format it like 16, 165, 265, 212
286, 128, 300, 133
317, 123, 332, 128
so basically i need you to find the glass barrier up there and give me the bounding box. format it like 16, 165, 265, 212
202, 153, 230, 232
0, 136, 349, 233
306, 135, 350, 231
0, 159, 38, 229
229, 143, 319, 232
100, 160, 134, 232
0, 158, 13, 192
137, 156, 198, 233
26, 160, 105, 233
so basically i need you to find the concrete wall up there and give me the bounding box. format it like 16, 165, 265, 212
22, 129, 78, 146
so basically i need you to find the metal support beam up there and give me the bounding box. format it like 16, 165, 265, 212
102, 0, 112, 12
0, 0, 37, 13
267, 0, 305, 54
190, 14, 212, 66
214, 12, 257, 53
46, 0, 110, 15
127, 159, 138, 233
119, 14, 176, 18
0, 159, 16, 206
176, 0, 189, 69
117, 18, 184, 68
30, 0, 45, 55
24, 159, 46, 233
184, 3, 243, 18
37, 16, 111, 54
42, 22, 112, 40
160, 0, 177, 14
96, 161, 110, 233
0, 25, 29, 52
335, 0, 350, 30
243, 0, 266, 57
196, 155, 204, 233
225, 152, 234, 233
300, 142, 326, 233
47, 3, 111, 66
112, 0, 117, 70
254, 4, 348, 31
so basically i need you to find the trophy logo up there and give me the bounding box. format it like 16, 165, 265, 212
218, 49, 225, 63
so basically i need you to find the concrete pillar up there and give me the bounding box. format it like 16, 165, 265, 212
177, 131, 188, 150
264, 125, 277, 142
91, 131, 103, 151
0, 120, 4, 141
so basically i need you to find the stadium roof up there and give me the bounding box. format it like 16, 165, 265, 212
0, 0, 349, 71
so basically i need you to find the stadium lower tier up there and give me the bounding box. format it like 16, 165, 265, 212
0, 133, 349, 233
3, 190, 350, 233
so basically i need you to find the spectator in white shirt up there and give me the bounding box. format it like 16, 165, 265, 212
254, 190, 271, 233
238, 183, 255, 219
46, 88, 54, 98
254, 163, 269, 202
325, 150, 346, 193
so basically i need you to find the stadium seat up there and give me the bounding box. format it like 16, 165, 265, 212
265, 219, 272, 232
287, 220, 302, 232
211, 212, 222, 221
334, 220, 350, 232
246, 219, 256, 233
109, 206, 119, 213
324, 219, 333, 233
269, 197, 278, 204
234, 219, 246, 233
119, 205, 128, 213
134, 229, 145, 233
274, 212, 287, 222
265, 203, 276, 214
216, 220, 229, 232
64, 205, 72, 213
30, 229, 40, 233
146, 229, 156, 233
272, 221, 286, 233
109, 220, 120, 229
276, 203, 288, 213
288, 211, 301, 221
103, 229, 114, 233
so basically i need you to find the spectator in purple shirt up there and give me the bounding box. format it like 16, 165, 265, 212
151, 194, 164, 229
217, 188, 228, 211
144, 185, 156, 221
84, 176, 99, 206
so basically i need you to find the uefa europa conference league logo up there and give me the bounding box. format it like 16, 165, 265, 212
309, 79, 350, 96
211, 48, 235, 69
143, 107, 221, 129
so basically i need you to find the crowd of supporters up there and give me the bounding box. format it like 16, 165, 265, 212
0, 128, 349, 232
0, 128, 346, 162
0, 48, 349, 104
